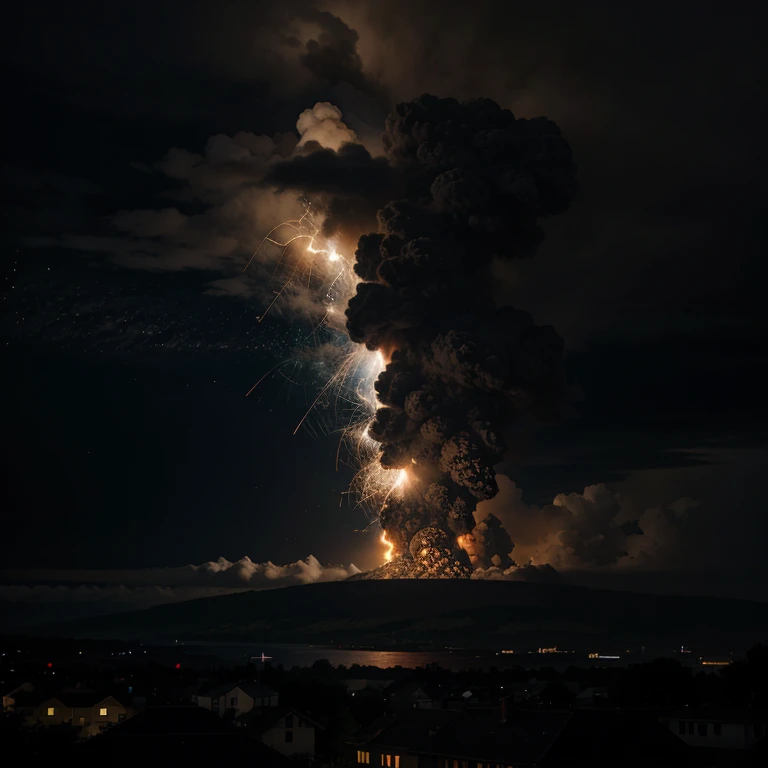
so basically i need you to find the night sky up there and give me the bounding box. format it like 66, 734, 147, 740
2, 1, 765, 617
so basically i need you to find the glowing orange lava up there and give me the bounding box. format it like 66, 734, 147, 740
380, 530, 395, 563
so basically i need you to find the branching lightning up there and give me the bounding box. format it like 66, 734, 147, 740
244, 203, 406, 562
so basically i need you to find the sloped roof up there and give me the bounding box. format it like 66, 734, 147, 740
197, 680, 277, 700
351, 710, 461, 751
658, 707, 768, 724
353, 708, 698, 766
239, 705, 324, 734
389, 680, 439, 700
197, 681, 237, 698
81, 706, 292, 764
237, 681, 279, 700
543, 710, 697, 767
59, 691, 121, 708
426, 708, 570, 764
11, 690, 50, 707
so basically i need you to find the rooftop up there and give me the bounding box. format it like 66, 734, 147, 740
81, 705, 291, 764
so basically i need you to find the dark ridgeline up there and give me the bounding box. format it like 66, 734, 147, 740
344, 96, 578, 576
34, 579, 768, 653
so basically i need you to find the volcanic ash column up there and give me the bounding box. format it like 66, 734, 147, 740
346, 96, 578, 579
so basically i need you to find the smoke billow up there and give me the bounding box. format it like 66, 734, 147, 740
473, 474, 699, 571
344, 95, 578, 576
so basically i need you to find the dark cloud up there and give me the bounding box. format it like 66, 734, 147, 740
474, 475, 699, 569
298, 7, 388, 104
265, 142, 395, 198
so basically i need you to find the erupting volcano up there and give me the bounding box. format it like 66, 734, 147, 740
345, 96, 578, 579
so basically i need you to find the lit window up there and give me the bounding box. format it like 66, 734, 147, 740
395, 758, 400, 768
47, 707, 55, 716
100, 707, 108, 716
357, 751, 371, 764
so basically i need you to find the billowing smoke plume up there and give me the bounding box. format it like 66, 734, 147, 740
473, 474, 699, 570
297, 102, 359, 150
344, 96, 578, 576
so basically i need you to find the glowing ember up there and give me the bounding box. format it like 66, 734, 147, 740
380, 530, 395, 563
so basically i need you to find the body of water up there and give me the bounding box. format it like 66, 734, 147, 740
171, 641, 635, 672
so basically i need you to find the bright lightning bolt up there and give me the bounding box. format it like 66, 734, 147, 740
245, 202, 408, 564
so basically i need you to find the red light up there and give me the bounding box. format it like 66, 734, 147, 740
47, 662, 53, 668
175, 663, 181, 669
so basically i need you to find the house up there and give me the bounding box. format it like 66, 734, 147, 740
349, 707, 697, 767
535, 709, 698, 767
2, 682, 36, 712
659, 708, 768, 751
389, 681, 441, 711
503, 678, 550, 703
194, 680, 279, 717
35, 696, 70, 726
504, 678, 578, 705
345, 678, 396, 694
239, 705, 324, 758
79, 705, 292, 764
62, 693, 129, 731
349, 709, 460, 768
29, 692, 129, 730
573, 685, 610, 707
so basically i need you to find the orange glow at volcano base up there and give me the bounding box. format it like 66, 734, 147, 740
380, 530, 395, 563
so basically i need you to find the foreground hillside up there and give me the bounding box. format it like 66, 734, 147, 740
37, 579, 768, 651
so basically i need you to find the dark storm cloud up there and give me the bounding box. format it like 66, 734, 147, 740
265, 142, 395, 198
298, 6, 388, 104
344, 0, 762, 345
264, 141, 397, 238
